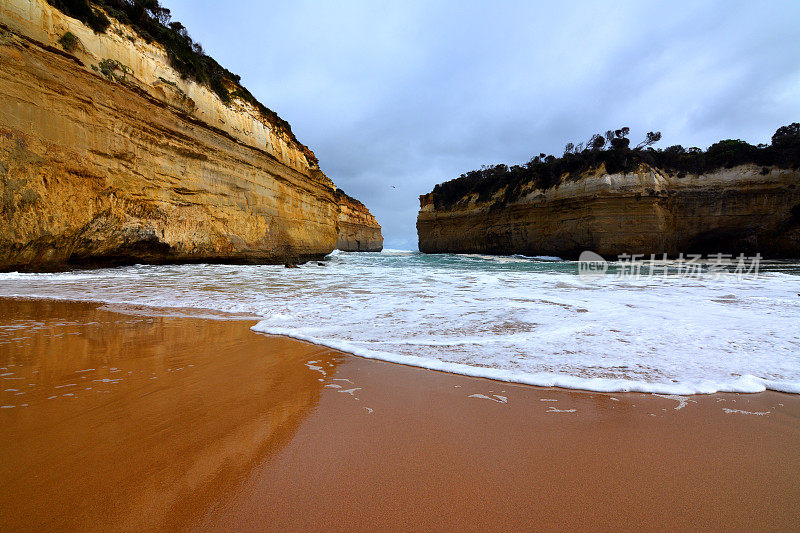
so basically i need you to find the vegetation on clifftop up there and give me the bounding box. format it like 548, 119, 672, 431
46, 0, 303, 149
427, 123, 800, 209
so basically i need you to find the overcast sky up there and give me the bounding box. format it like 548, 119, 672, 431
163, 0, 800, 250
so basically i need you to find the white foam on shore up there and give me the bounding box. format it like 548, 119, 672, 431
546, 406, 577, 413
722, 408, 771, 416
468, 393, 508, 404
248, 323, 800, 395
1, 253, 799, 396
652, 394, 698, 410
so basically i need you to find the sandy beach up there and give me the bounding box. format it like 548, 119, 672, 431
2, 0, 799, 531
1, 297, 798, 531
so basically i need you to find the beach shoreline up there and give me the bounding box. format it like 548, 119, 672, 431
1, 297, 798, 531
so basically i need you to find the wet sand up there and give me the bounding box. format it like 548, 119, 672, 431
1, 298, 798, 531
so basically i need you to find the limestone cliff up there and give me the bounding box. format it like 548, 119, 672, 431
0, 0, 381, 270
334, 190, 383, 251
418, 164, 800, 258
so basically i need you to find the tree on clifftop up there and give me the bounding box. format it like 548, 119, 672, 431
429, 123, 800, 209
772, 123, 800, 148
635, 131, 662, 149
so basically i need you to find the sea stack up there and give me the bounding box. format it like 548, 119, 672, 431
0, 0, 381, 271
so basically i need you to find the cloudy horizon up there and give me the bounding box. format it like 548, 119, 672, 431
162, 0, 800, 250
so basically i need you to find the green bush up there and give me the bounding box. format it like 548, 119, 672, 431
97, 58, 131, 81
772, 123, 800, 149
157, 76, 177, 87
46, 0, 109, 33
57, 31, 78, 52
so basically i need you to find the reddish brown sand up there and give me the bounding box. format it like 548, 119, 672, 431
0, 298, 798, 531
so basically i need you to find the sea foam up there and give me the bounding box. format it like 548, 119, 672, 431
0, 251, 798, 395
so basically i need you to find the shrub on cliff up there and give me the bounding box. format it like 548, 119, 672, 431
704, 139, 759, 169
771, 123, 800, 167
47, 0, 109, 32
95, 58, 132, 82
46, 0, 298, 144
428, 124, 800, 209
772, 123, 800, 148
57, 31, 78, 52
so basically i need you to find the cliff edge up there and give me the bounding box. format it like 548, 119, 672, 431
0, 0, 381, 270
334, 190, 383, 252
418, 128, 800, 258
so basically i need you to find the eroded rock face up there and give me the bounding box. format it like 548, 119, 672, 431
417, 164, 800, 258
334, 190, 383, 252
0, 0, 381, 270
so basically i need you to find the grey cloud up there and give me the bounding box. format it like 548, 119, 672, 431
163, 0, 800, 249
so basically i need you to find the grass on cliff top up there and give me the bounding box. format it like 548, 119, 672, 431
428, 123, 800, 209
46, 0, 305, 154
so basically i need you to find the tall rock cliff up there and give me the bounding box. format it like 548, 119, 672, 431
418, 164, 800, 258
334, 190, 383, 252
0, 0, 381, 271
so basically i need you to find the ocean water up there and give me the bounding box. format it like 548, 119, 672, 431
1, 250, 799, 395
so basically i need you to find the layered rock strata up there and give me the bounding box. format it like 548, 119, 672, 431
334, 190, 383, 252
0, 0, 381, 271
418, 164, 800, 258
